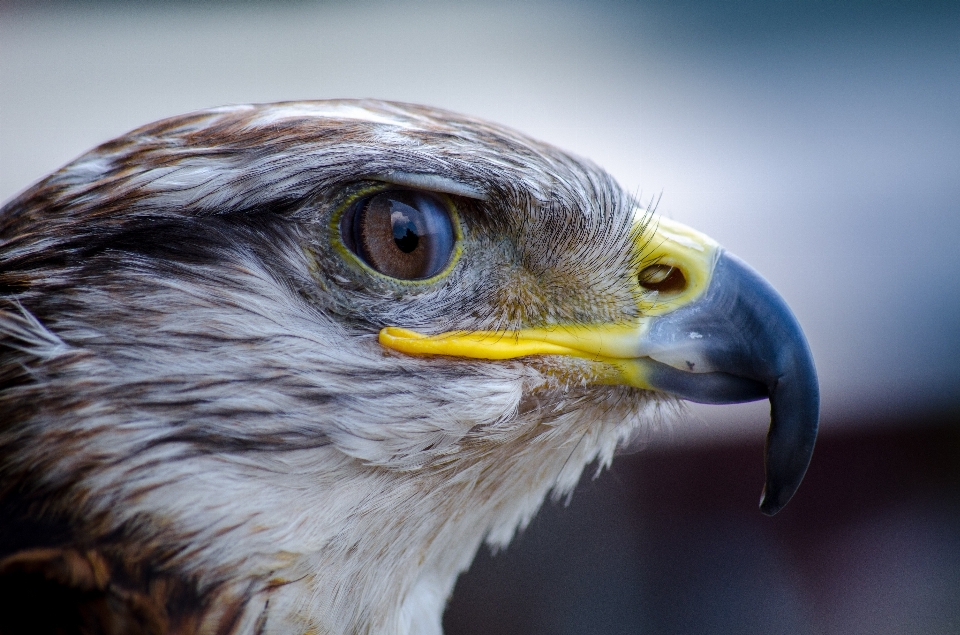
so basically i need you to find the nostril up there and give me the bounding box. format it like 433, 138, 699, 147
639, 264, 687, 294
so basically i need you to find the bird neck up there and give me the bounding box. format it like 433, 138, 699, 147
184, 418, 618, 635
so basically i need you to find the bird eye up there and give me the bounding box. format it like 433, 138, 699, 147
340, 189, 457, 280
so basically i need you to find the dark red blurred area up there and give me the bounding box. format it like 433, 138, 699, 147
444, 414, 960, 635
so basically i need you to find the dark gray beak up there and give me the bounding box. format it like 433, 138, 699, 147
642, 251, 820, 515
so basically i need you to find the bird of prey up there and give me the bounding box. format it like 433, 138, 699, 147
0, 100, 818, 635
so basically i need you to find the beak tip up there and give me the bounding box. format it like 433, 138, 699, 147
759, 503, 779, 517
759, 489, 789, 516
759, 417, 818, 517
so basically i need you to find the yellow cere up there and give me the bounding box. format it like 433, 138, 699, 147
378, 215, 721, 379
637, 215, 720, 317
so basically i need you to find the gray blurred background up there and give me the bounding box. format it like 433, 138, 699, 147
1, 1, 958, 633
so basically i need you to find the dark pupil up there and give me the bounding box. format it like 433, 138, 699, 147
391, 204, 420, 253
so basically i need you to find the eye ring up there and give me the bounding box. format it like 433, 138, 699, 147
335, 187, 462, 282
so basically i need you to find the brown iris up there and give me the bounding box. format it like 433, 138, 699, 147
340, 189, 456, 280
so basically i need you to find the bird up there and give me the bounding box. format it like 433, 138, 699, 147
0, 100, 818, 635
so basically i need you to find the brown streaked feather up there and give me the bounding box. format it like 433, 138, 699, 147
0, 547, 261, 635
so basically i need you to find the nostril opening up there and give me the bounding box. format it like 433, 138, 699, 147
639, 264, 688, 294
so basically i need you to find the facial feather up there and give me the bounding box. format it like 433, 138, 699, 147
0, 100, 661, 634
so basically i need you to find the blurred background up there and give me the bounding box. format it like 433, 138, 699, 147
1, 0, 958, 632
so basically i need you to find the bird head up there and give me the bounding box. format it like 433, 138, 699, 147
0, 100, 817, 634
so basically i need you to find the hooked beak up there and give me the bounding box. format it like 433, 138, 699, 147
378, 216, 819, 515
